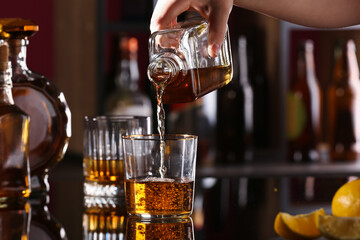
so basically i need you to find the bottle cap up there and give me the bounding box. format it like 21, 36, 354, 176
0, 18, 39, 39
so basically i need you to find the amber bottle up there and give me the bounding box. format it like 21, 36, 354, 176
0, 40, 31, 203
327, 40, 360, 162
286, 40, 322, 162
0, 18, 71, 195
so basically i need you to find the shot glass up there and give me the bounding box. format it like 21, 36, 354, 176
83, 116, 151, 197
123, 134, 198, 218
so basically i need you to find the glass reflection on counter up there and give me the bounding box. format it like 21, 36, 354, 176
0, 201, 30, 240
29, 195, 68, 239
126, 217, 194, 240
83, 196, 126, 240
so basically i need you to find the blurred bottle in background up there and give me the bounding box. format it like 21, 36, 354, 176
326, 39, 360, 162
246, 29, 270, 150
286, 40, 322, 163
105, 36, 152, 118
216, 36, 253, 164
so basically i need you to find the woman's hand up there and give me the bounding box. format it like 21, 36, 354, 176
150, 0, 234, 57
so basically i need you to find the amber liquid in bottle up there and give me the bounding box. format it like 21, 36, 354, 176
125, 177, 194, 216
151, 65, 232, 104
0, 106, 30, 200
0, 42, 31, 202
7, 36, 71, 194
286, 40, 322, 162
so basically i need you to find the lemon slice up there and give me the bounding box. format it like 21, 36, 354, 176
274, 208, 325, 239
318, 214, 360, 240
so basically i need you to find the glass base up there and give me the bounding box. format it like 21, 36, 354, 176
127, 212, 192, 219
83, 181, 124, 197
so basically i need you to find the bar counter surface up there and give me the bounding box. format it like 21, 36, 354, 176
20, 154, 360, 239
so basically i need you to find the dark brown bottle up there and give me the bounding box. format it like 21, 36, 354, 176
327, 39, 360, 162
286, 40, 322, 163
216, 36, 253, 164
0, 18, 71, 195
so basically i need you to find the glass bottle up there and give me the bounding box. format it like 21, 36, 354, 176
0, 40, 31, 204
0, 18, 71, 195
29, 195, 68, 240
286, 40, 322, 163
216, 36, 253, 164
147, 17, 233, 104
327, 39, 360, 162
105, 36, 152, 117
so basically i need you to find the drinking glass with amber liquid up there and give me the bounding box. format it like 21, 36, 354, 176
123, 134, 198, 218
83, 116, 151, 197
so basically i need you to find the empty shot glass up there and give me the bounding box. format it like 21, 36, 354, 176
123, 134, 198, 218
83, 116, 151, 197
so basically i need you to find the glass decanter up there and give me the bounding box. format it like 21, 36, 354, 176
147, 17, 233, 104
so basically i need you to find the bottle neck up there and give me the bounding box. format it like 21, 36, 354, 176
238, 37, 249, 86
0, 68, 14, 105
346, 41, 360, 85
304, 45, 318, 89
116, 55, 140, 92
8, 39, 29, 75
296, 43, 317, 88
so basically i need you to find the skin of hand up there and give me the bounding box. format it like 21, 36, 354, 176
150, 0, 234, 58
151, 0, 360, 57
234, 0, 360, 28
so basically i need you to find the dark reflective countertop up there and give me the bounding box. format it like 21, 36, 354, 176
31, 154, 358, 240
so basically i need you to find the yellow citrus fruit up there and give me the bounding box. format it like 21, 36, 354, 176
332, 179, 360, 217
274, 208, 325, 239
318, 214, 360, 240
